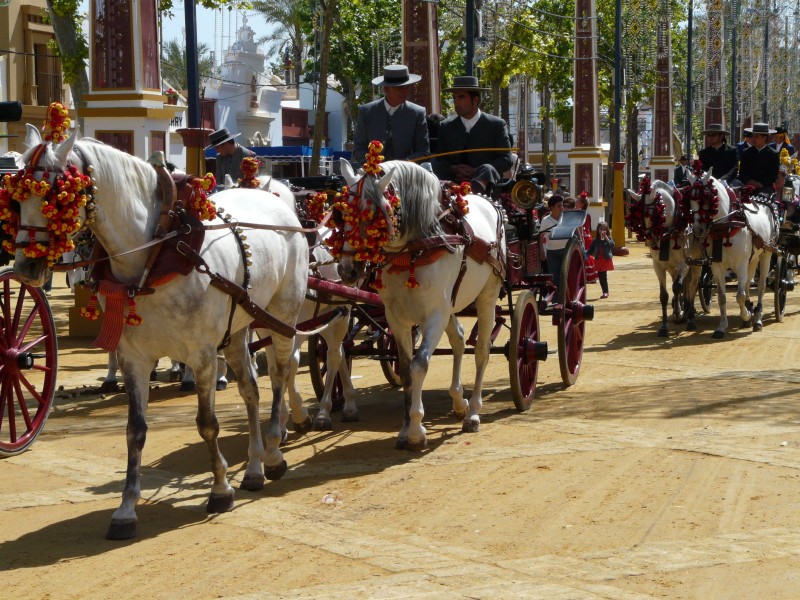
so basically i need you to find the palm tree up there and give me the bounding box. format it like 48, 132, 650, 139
161, 38, 215, 94
252, 0, 309, 93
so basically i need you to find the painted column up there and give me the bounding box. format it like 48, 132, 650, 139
704, 0, 725, 133
402, 0, 440, 114
567, 0, 604, 225
649, 9, 674, 183
82, 0, 179, 158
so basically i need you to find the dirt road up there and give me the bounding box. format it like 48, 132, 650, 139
2, 242, 799, 599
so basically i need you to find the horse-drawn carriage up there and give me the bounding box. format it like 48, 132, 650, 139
627, 160, 799, 337
0, 107, 593, 538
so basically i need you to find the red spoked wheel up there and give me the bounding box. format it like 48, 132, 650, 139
556, 239, 593, 387
307, 334, 352, 412
0, 268, 58, 457
507, 289, 547, 411
375, 326, 417, 388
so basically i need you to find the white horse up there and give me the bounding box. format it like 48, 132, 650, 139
12, 126, 310, 540
686, 170, 778, 337
337, 158, 505, 450
626, 178, 699, 336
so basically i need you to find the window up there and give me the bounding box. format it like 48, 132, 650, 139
34, 44, 63, 105
562, 131, 572, 144
93, 0, 134, 89
150, 131, 166, 155
96, 131, 133, 154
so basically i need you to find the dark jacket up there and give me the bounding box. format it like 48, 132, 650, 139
738, 144, 780, 191
588, 236, 615, 260
673, 164, 689, 186
698, 143, 739, 182
432, 112, 513, 181
770, 141, 796, 157
352, 99, 430, 165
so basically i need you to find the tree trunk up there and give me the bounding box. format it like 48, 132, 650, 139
541, 85, 552, 186
625, 105, 640, 190
311, 0, 337, 175
46, 1, 90, 132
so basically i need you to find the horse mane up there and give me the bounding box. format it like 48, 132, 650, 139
379, 160, 444, 242
70, 139, 159, 226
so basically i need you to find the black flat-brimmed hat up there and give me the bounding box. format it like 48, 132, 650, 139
775, 126, 788, 134
371, 65, 421, 87
744, 122, 776, 135
205, 127, 241, 150
702, 124, 729, 135
443, 76, 490, 93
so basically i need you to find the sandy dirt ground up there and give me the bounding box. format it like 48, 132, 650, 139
2, 241, 800, 599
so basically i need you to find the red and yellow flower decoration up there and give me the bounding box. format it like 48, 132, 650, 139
187, 173, 218, 221
305, 191, 328, 224
43, 102, 71, 143
363, 140, 384, 174
238, 156, 261, 188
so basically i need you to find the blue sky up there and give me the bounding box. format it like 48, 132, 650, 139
78, 2, 273, 66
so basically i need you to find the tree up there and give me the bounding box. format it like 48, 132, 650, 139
252, 0, 310, 95
161, 38, 214, 93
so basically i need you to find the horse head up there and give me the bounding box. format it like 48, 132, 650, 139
335, 159, 396, 284
685, 169, 729, 240
9, 124, 90, 287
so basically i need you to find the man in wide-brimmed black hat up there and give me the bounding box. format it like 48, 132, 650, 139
206, 127, 255, 185
431, 76, 513, 195
769, 125, 795, 156
738, 122, 780, 195
673, 154, 690, 186
698, 124, 738, 182
352, 64, 429, 165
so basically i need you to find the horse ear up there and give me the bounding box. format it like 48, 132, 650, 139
24, 123, 42, 149
224, 174, 234, 189
377, 168, 394, 194
340, 159, 359, 187
54, 129, 77, 166
259, 175, 272, 190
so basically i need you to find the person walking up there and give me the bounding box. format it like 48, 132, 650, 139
588, 221, 615, 299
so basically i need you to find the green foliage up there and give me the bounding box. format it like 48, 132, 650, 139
161, 38, 215, 92
48, 0, 89, 86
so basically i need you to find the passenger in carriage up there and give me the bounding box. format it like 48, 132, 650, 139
737, 122, 780, 197
698, 124, 739, 183
540, 194, 567, 289
673, 154, 690, 186
770, 126, 796, 157
736, 130, 753, 159
431, 76, 513, 196
352, 64, 430, 166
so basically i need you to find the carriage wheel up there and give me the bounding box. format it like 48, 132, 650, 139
307, 334, 352, 412
698, 265, 714, 314
773, 254, 788, 322
557, 239, 589, 387
508, 289, 546, 411
0, 268, 58, 458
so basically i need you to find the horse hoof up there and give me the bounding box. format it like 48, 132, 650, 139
99, 380, 120, 393
396, 437, 408, 450
313, 416, 333, 431
240, 473, 265, 491
657, 328, 668, 337
293, 415, 313, 435
405, 438, 427, 452
106, 519, 137, 540
179, 381, 196, 392
753, 322, 763, 332
206, 492, 235, 513
341, 410, 359, 423
461, 419, 480, 433
149, 370, 158, 382
712, 330, 725, 339
686, 321, 697, 332
265, 460, 287, 480
216, 378, 228, 391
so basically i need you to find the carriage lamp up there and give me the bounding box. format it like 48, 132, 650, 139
782, 185, 794, 203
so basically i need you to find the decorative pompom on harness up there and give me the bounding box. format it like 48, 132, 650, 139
238, 156, 261, 189
0, 103, 96, 266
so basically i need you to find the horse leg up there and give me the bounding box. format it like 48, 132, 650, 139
751, 252, 771, 331
736, 261, 754, 327
180, 365, 196, 392
711, 263, 729, 338
658, 283, 669, 337
191, 348, 236, 514
100, 351, 121, 393
327, 313, 358, 423
444, 315, 466, 419
223, 329, 267, 491
683, 264, 699, 331
263, 334, 299, 480
405, 313, 447, 451
215, 355, 228, 390
106, 352, 154, 540
462, 281, 502, 434
392, 327, 416, 450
